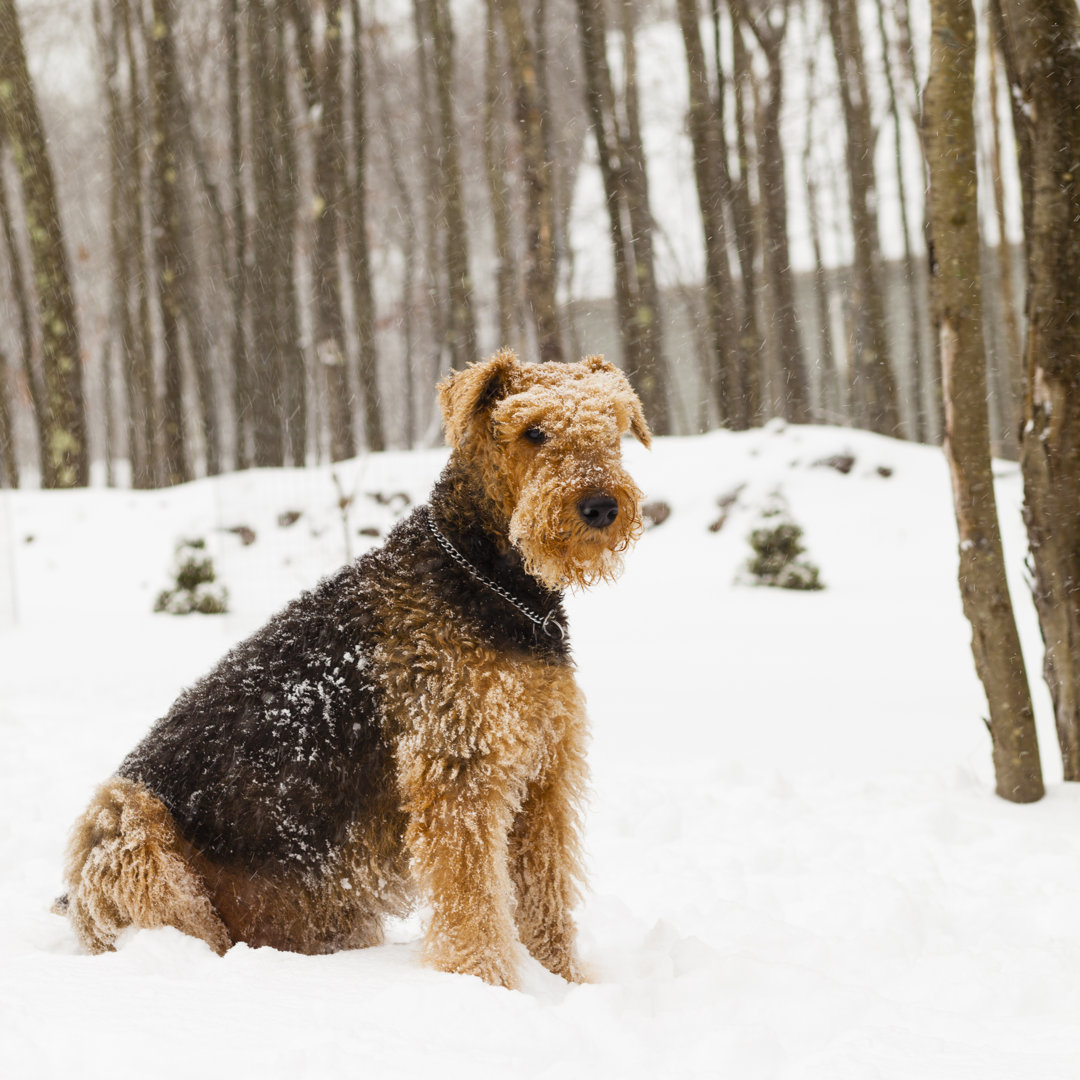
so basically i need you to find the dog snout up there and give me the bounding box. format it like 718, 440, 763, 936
577, 493, 619, 529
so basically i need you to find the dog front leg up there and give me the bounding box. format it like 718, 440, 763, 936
509, 736, 588, 983
400, 750, 522, 988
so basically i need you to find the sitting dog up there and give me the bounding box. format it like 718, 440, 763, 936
56, 350, 649, 988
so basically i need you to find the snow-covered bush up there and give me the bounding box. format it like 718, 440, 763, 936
742, 495, 824, 591
154, 538, 229, 614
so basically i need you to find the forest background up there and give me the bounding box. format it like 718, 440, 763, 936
2, 0, 1080, 803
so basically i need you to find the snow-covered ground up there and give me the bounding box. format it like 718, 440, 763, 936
2, 424, 1078, 1079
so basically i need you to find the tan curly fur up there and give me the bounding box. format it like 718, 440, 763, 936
58, 350, 648, 989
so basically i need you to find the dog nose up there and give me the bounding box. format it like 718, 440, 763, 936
578, 494, 619, 529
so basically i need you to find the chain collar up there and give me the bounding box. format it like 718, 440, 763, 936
423, 506, 565, 640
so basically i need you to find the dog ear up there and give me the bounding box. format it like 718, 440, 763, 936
627, 395, 652, 448
581, 354, 617, 376
585, 355, 653, 448
438, 349, 520, 446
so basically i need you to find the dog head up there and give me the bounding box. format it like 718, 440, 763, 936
438, 350, 650, 590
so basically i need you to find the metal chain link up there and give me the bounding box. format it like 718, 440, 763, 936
424, 506, 565, 640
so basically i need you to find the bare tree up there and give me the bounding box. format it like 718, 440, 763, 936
498, 0, 563, 364
674, 0, 740, 427
994, 0, 1080, 781
0, 0, 89, 487
348, 0, 385, 452
148, 0, 190, 486
826, 0, 902, 437
421, 0, 478, 373
924, 0, 1043, 802
735, 0, 809, 424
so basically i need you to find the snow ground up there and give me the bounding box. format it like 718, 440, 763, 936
2, 425, 1079, 1079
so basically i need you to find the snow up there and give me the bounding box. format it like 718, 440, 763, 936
2, 425, 1079, 1079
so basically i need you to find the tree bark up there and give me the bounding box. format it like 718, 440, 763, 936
425, 0, 478, 372
499, 0, 562, 363
674, 0, 740, 428
0, 347, 16, 485
121, 0, 159, 488
0, 0, 89, 487
348, 0, 384, 452
0, 135, 45, 473
148, 0, 190, 486
225, 0, 250, 471
736, 0, 809, 424
924, 0, 1044, 802
827, 0, 902, 437
994, 0, 1080, 781
615, 0, 671, 434
483, 0, 518, 353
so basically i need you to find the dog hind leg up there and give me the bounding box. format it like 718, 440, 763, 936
62, 777, 231, 955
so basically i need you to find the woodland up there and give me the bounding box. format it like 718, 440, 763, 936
1, 0, 1080, 801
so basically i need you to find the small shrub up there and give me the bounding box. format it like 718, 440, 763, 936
154, 538, 229, 614
742, 496, 824, 591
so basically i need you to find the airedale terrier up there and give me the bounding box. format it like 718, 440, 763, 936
56, 350, 650, 988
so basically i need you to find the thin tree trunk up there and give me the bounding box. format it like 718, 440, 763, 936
0, 0, 89, 488
985, 34, 1023, 456
0, 139, 45, 473
576, 0, 639, 387
425, 0, 478, 372
827, 0, 902, 437
148, 0, 189, 486
370, 39, 418, 446
122, 0, 159, 488
483, 0, 517, 352
675, 0, 739, 428
994, 0, 1080, 781
876, 0, 929, 443
498, 0, 562, 363
412, 0, 448, 421
924, 0, 1043, 803
737, 0, 809, 424
225, 0, 249, 470
348, 0, 384, 452
0, 348, 16, 486
801, 10, 840, 423
726, 1, 762, 428
616, 0, 671, 434
297, 0, 355, 462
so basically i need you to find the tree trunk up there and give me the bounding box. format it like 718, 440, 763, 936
924, 0, 1043, 803
727, 2, 762, 428
348, 0, 384, 452
827, 0, 902, 437
0, 137, 45, 474
370, 39, 419, 446
674, 0, 740, 428
0, 348, 16, 486
411, 0, 448, 429
737, 2, 809, 424
995, 0, 1080, 781
299, 0, 355, 462
498, 0, 562, 364
876, 0, 929, 443
0, 0, 89, 488
985, 34, 1023, 458
483, 0, 518, 352
225, 0, 249, 470
425, 0, 478, 372
93, 0, 143, 485
148, 0, 189, 486
615, 0, 671, 435
121, 0, 159, 488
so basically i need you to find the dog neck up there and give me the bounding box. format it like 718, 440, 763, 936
427, 454, 558, 608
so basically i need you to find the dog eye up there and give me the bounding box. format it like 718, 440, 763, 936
523, 427, 548, 445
